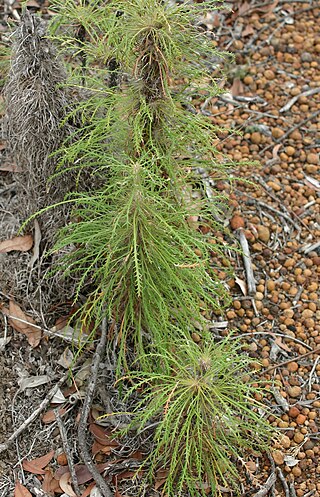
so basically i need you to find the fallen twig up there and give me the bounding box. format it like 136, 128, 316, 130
55, 408, 80, 497
261, 109, 320, 154
0, 374, 68, 454
262, 346, 320, 374
255, 200, 300, 232
289, 481, 297, 497
280, 88, 320, 113
276, 467, 290, 497
252, 472, 277, 497
77, 317, 113, 497
238, 228, 256, 296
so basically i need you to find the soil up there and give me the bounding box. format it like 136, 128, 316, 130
0, 1, 319, 497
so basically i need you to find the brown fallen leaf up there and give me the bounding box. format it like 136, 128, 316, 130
275, 336, 292, 353
231, 78, 244, 98
272, 143, 282, 161
89, 423, 119, 447
5, 301, 42, 348
0, 160, 22, 172
42, 407, 67, 424
59, 472, 78, 497
242, 24, 255, 37
80, 482, 96, 497
0, 235, 33, 253
42, 469, 62, 495
23, 449, 55, 475
14, 482, 32, 497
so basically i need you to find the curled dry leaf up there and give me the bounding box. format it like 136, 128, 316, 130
22, 449, 55, 475
14, 482, 32, 497
0, 234, 33, 253
42, 407, 67, 424
42, 469, 63, 495
59, 472, 78, 497
4, 301, 42, 347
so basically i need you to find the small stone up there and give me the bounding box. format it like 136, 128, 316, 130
293, 432, 305, 444
268, 181, 281, 192
291, 465, 302, 477
230, 214, 245, 230
280, 435, 291, 449
306, 152, 319, 164
286, 146, 295, 156
267, 280, 275, 291
191, 332, 201, 343
301, 52, 312, 62
272, 449, 284, 465
306, 164, 318, 173
233, 40, 243, 50
272, 127, 284, 138
296, 414, 307, 425
287, 386, 302, 398
243, 75, 253, 85
257, 225, 270, 243
289, 406, 300, 418
302, 309, 314, 320
289, 130, 302, 140
250, 132, 262, 144
252, 242, 263, 252
56, 452, 68, 466
265, 69, 275, 80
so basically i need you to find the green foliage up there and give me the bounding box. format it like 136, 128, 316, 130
119, 336, 273, 496
47, 0, 235, 367
53, 152, 231, 366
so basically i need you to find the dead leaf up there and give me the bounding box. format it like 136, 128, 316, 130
58, 462, 112, 485
26, 0, 40, 6
42, 468, 63, 495
28, 220, 41, 269
275, 336, 292, 353
231, 78, 244, 98
89, 423, 119, 447
22, 450, 54, 475
272, 143, 281, 161
236, 1, 251, 16
0, 160, 22, 172
80, 482, 96, 497
5, 301, 41, 347
0, 235, 33, 253
92, 440, 111, 457
59, 472, 78, 497
14, 482, 32, 497
42, 408, 67, 424
235, 276, 247, 296
19, 375, 51, 392
155, 468, 169, 490
242, 24, 255, 37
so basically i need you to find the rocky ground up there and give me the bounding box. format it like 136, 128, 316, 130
0, 1, 319, 496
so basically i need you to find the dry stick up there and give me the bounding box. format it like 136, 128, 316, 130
252, 472, 277, 497
253, 178, 313, 234
276, 468, 290, 497
77, 317, 113, 497
262, 346, 320, 375
0, 373, 68, 454
261, 109, 320, 154
54, 408, 80, 497
266, 453, 276, 497
255, 200, 300, 232
289, 481, 297, 497
280, 88, 320, 113
238, 228, 256, 296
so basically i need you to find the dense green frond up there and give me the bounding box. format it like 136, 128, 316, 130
120, 337, 273, 496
